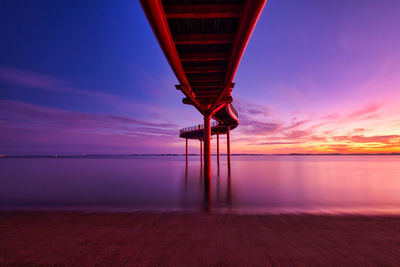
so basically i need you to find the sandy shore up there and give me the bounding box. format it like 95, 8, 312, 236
1, 212, 400, 266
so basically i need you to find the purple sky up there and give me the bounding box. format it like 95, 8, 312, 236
1, 0, 400, 155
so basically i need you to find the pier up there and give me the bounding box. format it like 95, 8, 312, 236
140, 0, 267, 179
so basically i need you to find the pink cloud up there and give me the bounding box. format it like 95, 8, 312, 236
234, 99, 271, 117
286, 130, 310, 139
330, 135, 400, 145
0, 100, 181, 155
347, 102, 384, 119
238, 113, 280, 135
309, 135, 327, 142
283, 118, 309, 130
332, 136, 349, 142
257, 141, 302, 145
350, 135, 400, 144
320, 113, 340, 120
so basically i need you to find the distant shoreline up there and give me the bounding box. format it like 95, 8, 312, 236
1, 153, 399, 158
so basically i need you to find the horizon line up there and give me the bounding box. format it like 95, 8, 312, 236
1, 152, 399, 158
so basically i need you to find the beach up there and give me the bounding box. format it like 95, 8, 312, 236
2, 211, 400, 266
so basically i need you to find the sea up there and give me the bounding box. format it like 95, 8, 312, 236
1, 155, 400, 214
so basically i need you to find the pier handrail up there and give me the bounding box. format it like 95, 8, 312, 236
180, 121, 219, 135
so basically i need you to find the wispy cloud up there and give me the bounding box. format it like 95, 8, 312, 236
235, 99, 270, 116
1, 66, 399, 154
0, 100, 181, 154
257, 141, 301, 146
347, 102, 384, 119
350, 135, 400, 144
0, 99, 178, 134
285, 130, 311, 139
0, 66, 169, 118
0, 66, 115, 99
332, 135, 400, 145
283, 118, 310, 131
240, 117, 280, 135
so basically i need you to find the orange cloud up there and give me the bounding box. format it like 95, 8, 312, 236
232, 98, 400, 154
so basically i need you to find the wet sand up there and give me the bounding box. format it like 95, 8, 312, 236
1, 212, 400, 266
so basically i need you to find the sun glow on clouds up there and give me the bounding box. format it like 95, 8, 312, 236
0, 64, 399, 155
230, 44, 400, 154
231, 98, 400, 154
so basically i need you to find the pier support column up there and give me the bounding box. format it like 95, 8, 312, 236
200, 139, 203, 166
204, 114, 211, 180
185, 138, 188, 165
217, 133, 220, 166
227, 126, 231, 173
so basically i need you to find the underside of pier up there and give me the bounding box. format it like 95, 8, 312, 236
140, 0, 266, 179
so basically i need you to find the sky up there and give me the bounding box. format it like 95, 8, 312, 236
0, 0, 399, 155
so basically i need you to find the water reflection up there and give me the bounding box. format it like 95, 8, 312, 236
203, 177, 211, 212
181, 155, 400, 213
183, 158, 233, 212
1, 156, 400, 214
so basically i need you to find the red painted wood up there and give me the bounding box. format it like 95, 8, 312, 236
227, 126, 231, 172
217, 133, 220, 167
164, 4, 242, 19
174, 33, 234, 45
184, 65, 226, 73
180, 52, 230, 62
204, 114, 211, 180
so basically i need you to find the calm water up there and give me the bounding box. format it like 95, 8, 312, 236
1, 155, 400, 214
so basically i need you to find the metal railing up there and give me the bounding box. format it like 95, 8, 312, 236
180, 121, 219, 135
179, 104, 238, 135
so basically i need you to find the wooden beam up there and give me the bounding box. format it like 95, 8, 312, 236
209, 82, 235, 112
193, 91, 221, 96
193, 86, 221, 90
196, 96, 218, 99
195, 94, 221, 98
185, 65, 226, 73
192, 85, 222, 90
195, 94, 219, 98
191, 81, 222, 86
164, 4, 242, 19
182, 97, 194, 105
180, 52, 230, 62
190, 82, 223, 91
195, 92, 220, 96
187, 75, 225, 83
210, 103, 227, 117
174, 34, 234, 45
194, 90, 221, 94
220, 96, 233, 104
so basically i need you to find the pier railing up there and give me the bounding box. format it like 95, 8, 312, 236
180, 121, 219, 135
